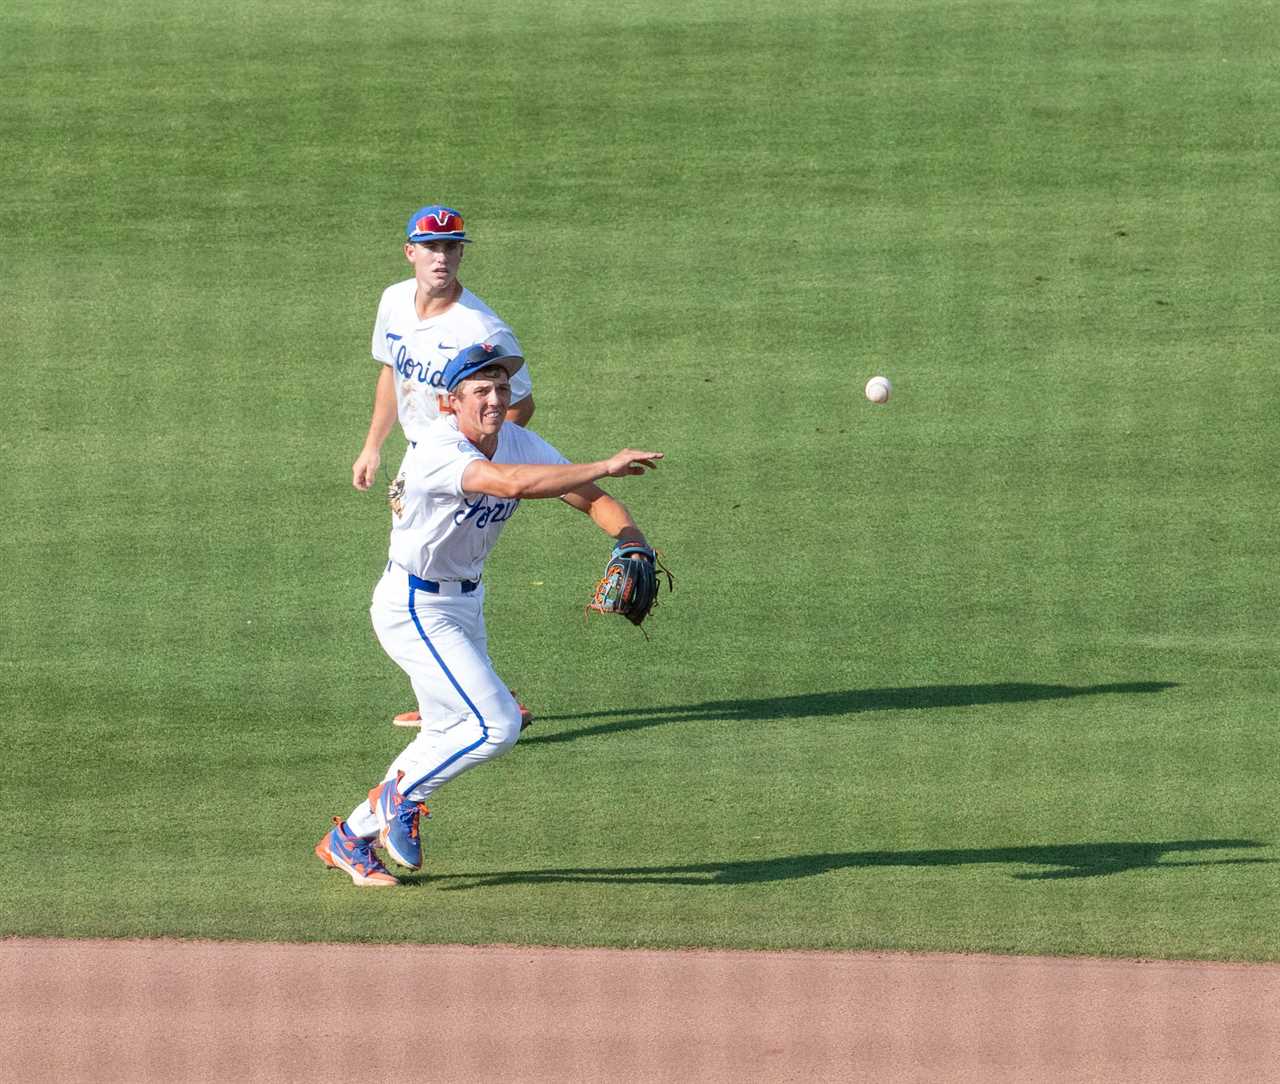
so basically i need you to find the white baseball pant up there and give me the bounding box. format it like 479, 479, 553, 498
368, 562, 523, 805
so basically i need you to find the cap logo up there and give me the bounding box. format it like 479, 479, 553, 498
441, 340, 516, 391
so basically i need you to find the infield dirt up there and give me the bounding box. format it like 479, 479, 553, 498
3, 938, 1277, 1082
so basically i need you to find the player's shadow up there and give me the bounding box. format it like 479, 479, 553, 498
519, 682, 1179, 746
423, 839, 1268, 890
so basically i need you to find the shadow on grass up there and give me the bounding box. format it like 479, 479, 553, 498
520, 682, 1180, 746
419, 839, 1267, 890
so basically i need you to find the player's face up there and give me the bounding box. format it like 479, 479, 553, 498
405, 240, 464, 293
451, 374, 512, 440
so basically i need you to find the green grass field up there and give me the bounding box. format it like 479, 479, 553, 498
3, 0, 1278, 961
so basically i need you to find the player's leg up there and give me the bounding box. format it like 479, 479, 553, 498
351, 575, 521, 870
378, 588, 523, 793
317, 568, 517, 885
391, 644, 533, 727
393, 695, 534, 729
389, 567, 533, 729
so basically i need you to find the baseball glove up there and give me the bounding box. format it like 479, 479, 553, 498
587, 542, 673, 631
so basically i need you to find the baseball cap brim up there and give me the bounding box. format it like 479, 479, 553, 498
407, 232, 472, 244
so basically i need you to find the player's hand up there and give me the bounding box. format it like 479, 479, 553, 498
353, 448, 380, 490
603, 450, 664, 477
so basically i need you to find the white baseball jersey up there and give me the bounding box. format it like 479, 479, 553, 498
371, 279, 533, 445
386, 415, 569, 582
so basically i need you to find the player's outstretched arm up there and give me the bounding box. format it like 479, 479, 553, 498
560, 483, 648, 547
461, 450, 662, 501
352, 366, 398, 490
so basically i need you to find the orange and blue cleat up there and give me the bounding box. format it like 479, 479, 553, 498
369, 772, 430, 871
315, 818, 398, 887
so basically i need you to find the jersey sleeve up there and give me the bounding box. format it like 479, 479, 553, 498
371, 291, 392, 364
418, 428, 485, 498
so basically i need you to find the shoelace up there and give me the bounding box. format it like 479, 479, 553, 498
349, 835, 387, 875
397, 801, 430, 840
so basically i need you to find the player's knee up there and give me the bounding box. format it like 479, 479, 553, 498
486, 698, 523, 752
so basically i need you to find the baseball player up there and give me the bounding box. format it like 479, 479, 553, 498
352, 203, 535, 728
316, 342, 663, 886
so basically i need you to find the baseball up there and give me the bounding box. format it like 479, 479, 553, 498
865, 375, 892, 404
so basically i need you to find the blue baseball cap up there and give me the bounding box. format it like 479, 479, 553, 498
442, 342, 524, 391
406, 204, 472, 244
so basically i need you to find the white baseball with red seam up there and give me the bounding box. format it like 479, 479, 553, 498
865, 375, 892, 404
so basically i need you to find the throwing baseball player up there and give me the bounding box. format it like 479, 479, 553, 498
317, 342, 665, 886
353, 203, 535, 729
